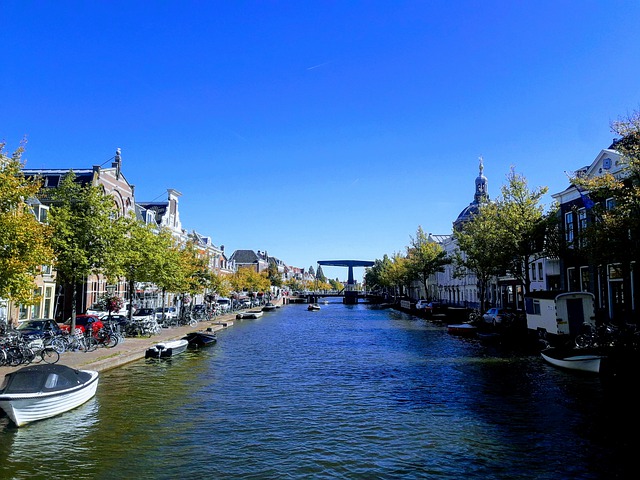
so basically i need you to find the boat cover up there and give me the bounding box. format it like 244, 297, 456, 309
0, 364, 90, 395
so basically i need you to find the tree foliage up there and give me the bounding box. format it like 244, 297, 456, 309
48, 171, 120, 326
572, 110, 640, 320
405, 226, 450, 298
230, 266, 270, 294
0, 141, 54, 304
453, 204, 506, 312
316, 265, 327, 282
488, 168, 548, 295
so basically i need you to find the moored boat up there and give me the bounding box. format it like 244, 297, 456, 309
183, 329, 218, 348
0, 364, 99, 427
145, 338, 189, 359
237, 310, 264, 319
262, 302, 277, 312
540, 347, 604, 374
447, 323, 477, 337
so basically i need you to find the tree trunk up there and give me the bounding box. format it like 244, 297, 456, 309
70, 277, 77, 333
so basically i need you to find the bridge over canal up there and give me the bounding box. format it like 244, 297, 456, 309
317, 259, 374, 304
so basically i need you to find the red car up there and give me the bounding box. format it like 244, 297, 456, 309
59, 314, 104, 334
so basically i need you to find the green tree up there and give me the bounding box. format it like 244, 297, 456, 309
267, 258, 283, 287
230, 266, 271, 294
406, 226, 450, 299
573, 110, 640, 321
364, 255, 394, 293
386, 253, 410, 298
453, 204, 506, 313
49, 171, 121, 331
491, 168, 548, 295
106, 215, 169, 319
0, 141, 54, 306
316, 265, 327, 283
328, 278, 343, 291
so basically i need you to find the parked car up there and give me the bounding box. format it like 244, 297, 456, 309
86, 301, 130, 319
131, 308, 155, 321
16, 319, 63, 339
415, 300, 432, 312
102, 314, 129, 328
59, 314, 104, 334
482, 308, 509, 326
154, 306, 178, 321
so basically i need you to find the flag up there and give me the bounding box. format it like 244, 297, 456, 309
577, 187, 595, 209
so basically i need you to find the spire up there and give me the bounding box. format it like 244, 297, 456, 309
474, 155, 488, 204
453, 156, 490, 231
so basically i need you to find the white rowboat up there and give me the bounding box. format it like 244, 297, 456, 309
0, 364, 99, 427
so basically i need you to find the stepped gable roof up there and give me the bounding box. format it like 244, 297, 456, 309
453, 156, 489, 231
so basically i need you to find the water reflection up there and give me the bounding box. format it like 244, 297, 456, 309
1, 302, 637, 479
1, 398, 99, 478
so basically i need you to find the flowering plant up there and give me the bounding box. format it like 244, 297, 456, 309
102, 294, 124, 313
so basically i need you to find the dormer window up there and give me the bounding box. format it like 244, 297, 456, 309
45, 175, 59, 187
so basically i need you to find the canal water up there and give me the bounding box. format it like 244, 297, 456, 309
1, 301, 637, 479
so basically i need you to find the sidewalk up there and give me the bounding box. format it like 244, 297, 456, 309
0, 310, 244, 377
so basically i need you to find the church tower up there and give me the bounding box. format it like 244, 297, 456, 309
453, 156, 489, 231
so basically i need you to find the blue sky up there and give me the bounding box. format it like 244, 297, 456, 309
2, 1, 640, 282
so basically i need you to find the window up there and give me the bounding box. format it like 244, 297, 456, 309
580, 267, 590, 292
565, 212, 574, 245
32, 287, 42, 318
531, 263, 536, 281
538, 263, 543, 282
606, 197, 615, 210
44, 287, 53, 318
525, 297, 541, 315
578, 208, 587, 247
31, 204, 49, 223
45, 175, 59, 187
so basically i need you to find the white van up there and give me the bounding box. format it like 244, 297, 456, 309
86, 301, 130, 318
215, 298, 231, 312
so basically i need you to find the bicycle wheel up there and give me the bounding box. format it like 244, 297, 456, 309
83, 336, 98, 352
104, 333, 119, 348
188, 318, 198, 327
575, 334, 592, 349
47, 337, 67, 354
41, 347, 60, 364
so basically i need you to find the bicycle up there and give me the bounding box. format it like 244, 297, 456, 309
27, 338, 60, 364
468, 309, 482, 322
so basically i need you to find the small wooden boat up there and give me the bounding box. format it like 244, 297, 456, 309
145, 338, 189, 359
183, 329, 217, 348
308, 303, 321, 311
447, 323, 477, 337
262, 302, 277, 312
0, 364, 99, 427
540, 347, 604, 374
237, 310, 264, 319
